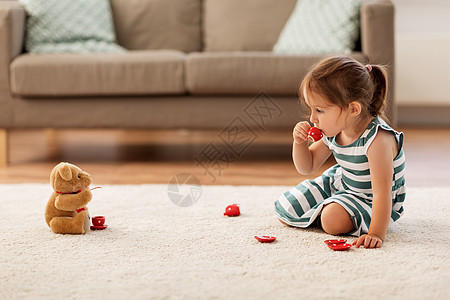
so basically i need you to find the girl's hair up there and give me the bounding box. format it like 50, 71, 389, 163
300, 55, 389, 122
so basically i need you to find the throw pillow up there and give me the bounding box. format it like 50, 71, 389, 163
273, 0, 361, 55
20, 0, 125, 54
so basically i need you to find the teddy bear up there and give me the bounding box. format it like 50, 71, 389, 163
45, 162, 93, 234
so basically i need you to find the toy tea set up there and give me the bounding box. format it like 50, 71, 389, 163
44, 133, 351, 250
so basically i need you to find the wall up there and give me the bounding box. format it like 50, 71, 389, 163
393, 0, 450, 107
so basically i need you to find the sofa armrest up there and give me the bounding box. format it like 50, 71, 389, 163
0, 2, 25, 128
0, 2, 26, 62
360, 0, 396, 123
361, 0, 394, 65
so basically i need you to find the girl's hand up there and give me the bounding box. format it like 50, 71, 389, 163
293, 121, 311, 145
352, 234, 383, 249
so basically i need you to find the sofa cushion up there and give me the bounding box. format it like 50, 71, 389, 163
186, 52, 368, 96
19, 0, 124, 54
110, 0, 201, 52
273, 0, 361, 54
10, 50, 186, 97
203, 0, 296, 51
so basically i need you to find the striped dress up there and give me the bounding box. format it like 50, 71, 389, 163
274, 116, 406, 236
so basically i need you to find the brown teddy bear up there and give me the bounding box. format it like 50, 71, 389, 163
45, 162, 93, 234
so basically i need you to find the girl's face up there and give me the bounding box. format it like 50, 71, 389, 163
304, 90, 350, 137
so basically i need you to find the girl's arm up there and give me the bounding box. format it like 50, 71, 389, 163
353, 129, 398, 248
292, 121, 332, 175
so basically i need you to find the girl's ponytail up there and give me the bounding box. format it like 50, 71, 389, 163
367, 64, 388, 118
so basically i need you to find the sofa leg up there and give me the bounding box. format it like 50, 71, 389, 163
0, 129, 9, 166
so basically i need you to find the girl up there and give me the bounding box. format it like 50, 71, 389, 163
274, 56, 406, 249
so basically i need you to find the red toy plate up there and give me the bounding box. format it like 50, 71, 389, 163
254, 235, 276, 243
324, 239, 347, 245
90, 225, 108, 230
328, 243, 352, 251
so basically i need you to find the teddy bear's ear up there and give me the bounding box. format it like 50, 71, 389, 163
58, 163, 73, 181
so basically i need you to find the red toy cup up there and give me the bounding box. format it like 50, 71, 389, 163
224, 204, 240, 216
92, 216, 105, 226
308, 127, 323, 142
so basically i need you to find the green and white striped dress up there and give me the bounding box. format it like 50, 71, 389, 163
274, 116, 406, 236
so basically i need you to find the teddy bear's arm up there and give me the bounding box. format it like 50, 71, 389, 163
54, 190, 92, 211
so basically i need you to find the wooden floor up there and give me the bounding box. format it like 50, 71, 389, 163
0, 127, 449, 187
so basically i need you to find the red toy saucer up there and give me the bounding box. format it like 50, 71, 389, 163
90, 225, 108, 230
254, 235, 276, 243
324, 239, 347, 245
328, 243, 352, 251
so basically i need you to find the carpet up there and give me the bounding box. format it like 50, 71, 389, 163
1, 184, 449, 299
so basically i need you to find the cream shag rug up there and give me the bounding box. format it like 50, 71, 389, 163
1, 184, 449, 299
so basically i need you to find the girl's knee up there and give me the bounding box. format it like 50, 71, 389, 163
278, 218, 291, 227
320, 203, 354, 235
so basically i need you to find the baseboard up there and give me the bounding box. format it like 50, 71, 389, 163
398, 105, 450, 127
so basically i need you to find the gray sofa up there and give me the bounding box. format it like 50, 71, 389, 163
0, 0, 395, 165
